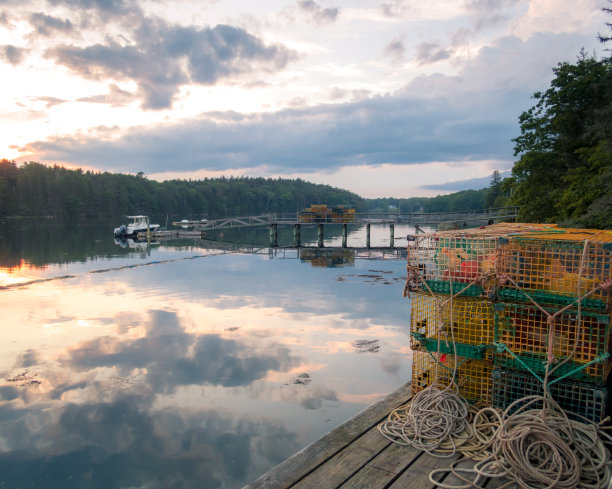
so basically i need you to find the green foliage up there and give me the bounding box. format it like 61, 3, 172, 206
508, 52, 612, 228
366, 188, 488, 214
0, 163, 365, 219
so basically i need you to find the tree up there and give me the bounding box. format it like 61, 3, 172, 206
509, 52, 612, 226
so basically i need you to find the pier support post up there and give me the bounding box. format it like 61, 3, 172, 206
342, 224, 348, 248
293, 224, 301, 247
317, 223, 324, 248
390, 224, 394, 248
366, 223, 371, 248
145, 216, 151, 243
269, 223, 278, 247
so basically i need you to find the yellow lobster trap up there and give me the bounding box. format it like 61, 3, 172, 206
410, 292, 495, 355
411, 350, 493, 406
497, 229, 612, 312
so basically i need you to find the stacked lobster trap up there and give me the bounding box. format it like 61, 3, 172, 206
405, 223, 612, 423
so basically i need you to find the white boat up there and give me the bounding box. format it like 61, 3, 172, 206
114, 215, 160, 237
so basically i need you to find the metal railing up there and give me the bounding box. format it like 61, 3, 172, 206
187, 207, 520, 230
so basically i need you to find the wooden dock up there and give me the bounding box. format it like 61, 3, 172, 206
244, 382, 507, 489
136, 230, 206, 239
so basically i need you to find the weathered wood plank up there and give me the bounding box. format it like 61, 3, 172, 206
434, 457, 480, 489
243, 382, 412, 489
291, 428, 391, 489
388, 452, 462, 489
339, 441, 423, 489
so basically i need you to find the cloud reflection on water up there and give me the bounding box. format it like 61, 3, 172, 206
0, 251, 411, 488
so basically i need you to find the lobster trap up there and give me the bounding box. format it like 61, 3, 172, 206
405, 223, 563, 298
411, 349, 493, 406
494, 303, 611, 383
497, 229, 612, 312
410, 292, 495, 352
492, 368, 608, 424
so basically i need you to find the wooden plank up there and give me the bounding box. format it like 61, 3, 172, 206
339, 441, 423, 489
291, 428, 391, 489
387, 452, 462, 489
435, 457, 480, 489
244, 382, 412, 489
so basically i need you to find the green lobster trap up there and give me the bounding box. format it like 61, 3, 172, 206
492, 368, 608, 424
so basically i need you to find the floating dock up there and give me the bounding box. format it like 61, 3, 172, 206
136, 230, 206, 240
244, 382, 507, 489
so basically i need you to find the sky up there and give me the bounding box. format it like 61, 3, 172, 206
0, 0, 609, 198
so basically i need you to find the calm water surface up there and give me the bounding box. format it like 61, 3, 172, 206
0, 220, 421, 489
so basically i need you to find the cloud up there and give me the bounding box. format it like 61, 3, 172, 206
29, 12, 74, 36
63, 309, 299, 392
380, 0, 409, 18
414, 41, 452, 64
299, 387, 338, 410
384, 38, 405, 60
0, 398, 301, 488
297, 0, 340, 24
47, 21, 296, 109
77, 83, 137, 106
22, 32, 591, 177
46, 0, 138, 16
465, 0, 523, 32
0, 44, 27, 65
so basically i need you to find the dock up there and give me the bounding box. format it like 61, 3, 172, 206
244, 382, 505, 489
136, 230, 206, 240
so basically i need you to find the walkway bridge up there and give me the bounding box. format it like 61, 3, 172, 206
177, 207, 519, 231
173, 207, 519, 249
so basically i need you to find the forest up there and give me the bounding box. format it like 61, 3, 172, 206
0, 159, 493, 220
0, 162, 367, 220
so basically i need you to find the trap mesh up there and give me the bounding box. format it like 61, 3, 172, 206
410, 292, 495, 349
494, 303, 611, 383
498, 230, 612, 310
492, 368, 607, 424
411, 349, 493, 406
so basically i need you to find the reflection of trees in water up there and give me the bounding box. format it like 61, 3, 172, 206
0, 219, 125, 268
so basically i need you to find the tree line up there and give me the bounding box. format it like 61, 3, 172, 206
0, 161, 367, 220
0, 160, 496, 220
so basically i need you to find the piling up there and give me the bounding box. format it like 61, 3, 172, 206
269, 223, 278, 247
317, 223, 324, 247
390, 224, 394, 248
366, 223, 371, 248
342, 223, 348, 248
293, 224, 301, 247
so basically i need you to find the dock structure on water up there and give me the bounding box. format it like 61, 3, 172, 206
174, 207, 520, 248
244, 382, 505, 489
136, 230, 206, 240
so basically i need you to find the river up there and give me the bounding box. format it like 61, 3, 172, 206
0, 219, 423, 489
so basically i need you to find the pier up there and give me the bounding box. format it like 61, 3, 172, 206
244, 382, 500, 489
174, 207, 519, 248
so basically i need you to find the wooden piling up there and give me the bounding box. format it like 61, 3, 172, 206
293, 224, 301, 247
366, 223, 370, 248
390, 223, 394, 248
269, 223, 278, 247
342, 223, 347, 248
317, 223, 324, 247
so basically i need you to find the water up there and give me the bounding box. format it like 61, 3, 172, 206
0, 219, 423, 489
